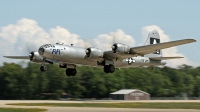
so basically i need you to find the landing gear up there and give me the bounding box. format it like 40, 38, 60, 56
40, 66, 47, 72
104, 65, 109, 73
104, 65, 115, 73
66, 68, 77, 76
40, 59, 47, 72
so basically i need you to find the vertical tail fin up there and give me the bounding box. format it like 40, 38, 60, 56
144, 30, 162, 56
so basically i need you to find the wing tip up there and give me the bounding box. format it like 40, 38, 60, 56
187, 39, 196, 42
3, 56, 29, 59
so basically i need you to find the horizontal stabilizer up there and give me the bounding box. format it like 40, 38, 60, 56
149, 56, 184, 60
3, 56, 29, 59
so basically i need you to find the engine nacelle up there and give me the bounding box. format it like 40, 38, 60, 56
29, 51, 43, 63
85, 47, 103, 60
112, 43, 130, 54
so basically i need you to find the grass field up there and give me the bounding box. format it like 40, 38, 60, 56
0, 108, 46, 112
7, 102, 200, 109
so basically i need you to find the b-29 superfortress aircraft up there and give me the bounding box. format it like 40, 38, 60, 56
4, 30, 196, 76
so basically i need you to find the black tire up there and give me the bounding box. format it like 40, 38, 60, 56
71, 69, 77, 76
40, 66, 47, 72
66, 69, 71, 76
104, 65, 110, 73
43, 66, 47, 71
109, 65, 115, 73
40, 66, 44, 72
66, 68, 77, 76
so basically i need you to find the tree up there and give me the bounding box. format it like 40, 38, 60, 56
0, 62, 200, 99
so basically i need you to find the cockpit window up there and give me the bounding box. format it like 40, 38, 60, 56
40, 44, 53, 48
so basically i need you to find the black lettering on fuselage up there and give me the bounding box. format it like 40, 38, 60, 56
52, 49, 60, 54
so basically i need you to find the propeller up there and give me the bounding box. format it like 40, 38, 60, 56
83, 38, 93, 57
112, 35, 116, 45
29, 52, 34, 61
26, 43, 35, 61
111, 43, 118, 53
112, 44, 117, 51
26, 43, 31, 53
85, 48, 91, 57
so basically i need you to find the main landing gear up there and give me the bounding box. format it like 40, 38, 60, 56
59, 64, 77, 76
40, 66, 47, 72
40, 61, 77, 76
66, 68, 77, 76
104, 65, 115, 73
41, 60, 114, 75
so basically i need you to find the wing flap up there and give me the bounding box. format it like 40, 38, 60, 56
130, 39, 196, 55
3, 56, 29, 59
149, 56, 184, 60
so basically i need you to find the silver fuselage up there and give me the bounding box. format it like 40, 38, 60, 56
40, 44, 166, 68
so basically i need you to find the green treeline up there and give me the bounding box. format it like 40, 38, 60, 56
0, 62, 200, 99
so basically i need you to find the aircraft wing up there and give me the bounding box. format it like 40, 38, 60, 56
149, 56, 184, 60
130, 39, 196, 55
104, 39, 196, 60
3, 56, 29, 59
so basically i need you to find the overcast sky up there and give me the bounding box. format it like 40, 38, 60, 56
0, 0, 199, 67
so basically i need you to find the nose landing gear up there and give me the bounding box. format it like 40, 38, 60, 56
40, 59, 47, 72
40, 66, 47, 72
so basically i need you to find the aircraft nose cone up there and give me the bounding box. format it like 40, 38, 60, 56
86, 49, 89, 53
38, 47, 45, 55
112, 45, 115, 50
112, 44, 117, 51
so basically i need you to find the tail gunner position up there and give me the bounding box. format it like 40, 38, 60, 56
4, 30, 196, 76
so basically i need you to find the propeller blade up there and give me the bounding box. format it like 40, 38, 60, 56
26, 43, 31, 53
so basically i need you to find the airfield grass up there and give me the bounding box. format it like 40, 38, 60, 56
7, 102, 200, 109
0, 108, 46, 112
